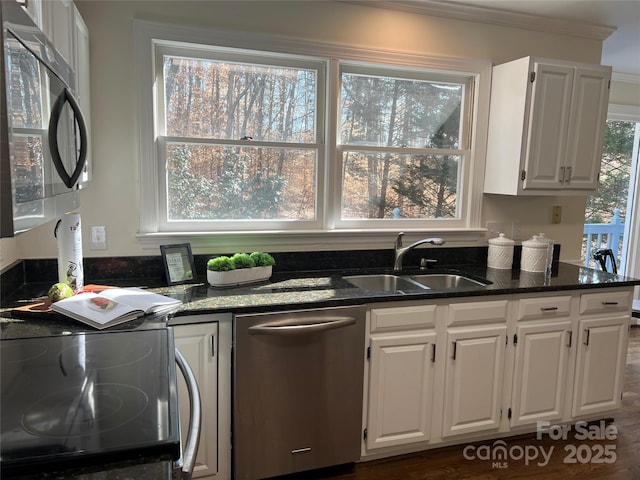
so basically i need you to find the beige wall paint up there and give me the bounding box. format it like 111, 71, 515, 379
0, 0, 628, 269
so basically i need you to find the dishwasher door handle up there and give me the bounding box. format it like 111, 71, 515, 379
248, 316, 356, 335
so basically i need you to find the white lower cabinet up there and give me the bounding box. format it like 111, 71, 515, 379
366, 331, 436, 449
172, 317, 232, 480
572, 315, 629, 417
509, 319, 572, 427
509, 294, 573, 428
361, 287, 633, 460
441, 324, 507, 438
571, 290, 632, 418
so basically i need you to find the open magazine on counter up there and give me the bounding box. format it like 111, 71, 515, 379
50, 287, 182, 329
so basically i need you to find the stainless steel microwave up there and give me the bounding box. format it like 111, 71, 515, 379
1, 1, 88, 237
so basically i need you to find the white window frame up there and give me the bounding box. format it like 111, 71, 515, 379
334, 62, 474, 230
155, 44, 327, 232
134, 21, 491, 251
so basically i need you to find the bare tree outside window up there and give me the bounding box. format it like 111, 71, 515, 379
340, 71, 466, 220
162, 54, 318, 221
152, 41, 476, 231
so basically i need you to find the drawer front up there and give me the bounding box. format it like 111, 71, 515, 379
370, 305, 437, 332
580, 290, 632, 315
447, 300, 508, 327
518, 296, 571, 321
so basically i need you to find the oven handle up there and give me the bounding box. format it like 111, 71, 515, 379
248, 316, 356, 335
174, 347, 201, 480
48, 87, 88, 189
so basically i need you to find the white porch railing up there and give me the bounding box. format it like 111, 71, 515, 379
583, 208, 625, 271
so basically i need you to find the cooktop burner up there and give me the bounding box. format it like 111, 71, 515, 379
22, 383, 149, 438
57, 336, 153, 371
0, 328, 180, 475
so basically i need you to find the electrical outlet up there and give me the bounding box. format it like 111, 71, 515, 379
552, 205, 562, 224
90, 225, 107, 250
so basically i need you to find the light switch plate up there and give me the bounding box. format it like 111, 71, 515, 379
552, 205, 562, 224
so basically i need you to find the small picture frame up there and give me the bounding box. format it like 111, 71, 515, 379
160, 243, 197, 285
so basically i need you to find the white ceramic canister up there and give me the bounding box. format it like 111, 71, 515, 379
487, 233, 515, 269
521, 235, 548, 273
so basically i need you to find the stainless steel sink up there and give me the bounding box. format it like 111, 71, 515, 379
410, 274, 489, 289
344, 274, 427, 293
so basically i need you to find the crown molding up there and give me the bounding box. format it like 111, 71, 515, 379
612, 72, 640, 84
342, 0, 616, 41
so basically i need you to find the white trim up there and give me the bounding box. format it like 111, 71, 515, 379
606, 104, 640, 281
134, 20, 490, 242
612, 72, 640, 84
621, 122, 640, 281
608, 104, 640, 122
136, 228, 488, 252
342, 0, 616, 41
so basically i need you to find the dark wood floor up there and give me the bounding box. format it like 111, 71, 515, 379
280, 325, 640, 480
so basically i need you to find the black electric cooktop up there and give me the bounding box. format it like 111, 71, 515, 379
0, 328, 180, 476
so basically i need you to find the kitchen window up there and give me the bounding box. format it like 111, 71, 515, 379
156, 46, 324, 228
338, 65, 472, 228
135, 23, 490, 246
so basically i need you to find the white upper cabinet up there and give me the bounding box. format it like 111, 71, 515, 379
484, 56, 611, 195
41, 0, 74, 66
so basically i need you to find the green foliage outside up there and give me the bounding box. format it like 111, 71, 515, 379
585, 121, 635, 224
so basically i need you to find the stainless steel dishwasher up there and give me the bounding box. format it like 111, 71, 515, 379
233, 306, 365, 480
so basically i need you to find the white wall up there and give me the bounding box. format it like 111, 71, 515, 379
0, 0, 620, 269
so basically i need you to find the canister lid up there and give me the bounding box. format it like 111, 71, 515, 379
537, 232, 553, 245
488, 233, 515, 246
522, 235, 548, 249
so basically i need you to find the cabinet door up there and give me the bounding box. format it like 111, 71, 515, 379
572, 316, 629, 417
564, 67, 611, 190
366, 332, 436, 450
510, 320, 572, 427
442, 325, 507, 438
174, 323, 218, 479
522, 63, 573, 190
41, 0, 74, 65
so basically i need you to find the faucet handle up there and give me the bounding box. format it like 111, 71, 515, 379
395, 232, 405, 249
420, 258, 438, 270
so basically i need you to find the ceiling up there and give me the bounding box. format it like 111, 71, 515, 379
358, 0, 640, 78
456, 0, 640, 77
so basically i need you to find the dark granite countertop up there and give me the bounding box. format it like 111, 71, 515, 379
165, 262, 640, 317
2, 261, 639, 479
3, 262, 639, 333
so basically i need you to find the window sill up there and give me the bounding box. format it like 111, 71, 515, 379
136, 228, 488, 252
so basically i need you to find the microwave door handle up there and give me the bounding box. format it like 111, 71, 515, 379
48, 88, 88, 189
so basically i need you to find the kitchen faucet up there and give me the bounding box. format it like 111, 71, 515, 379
393, 232, 445, 272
